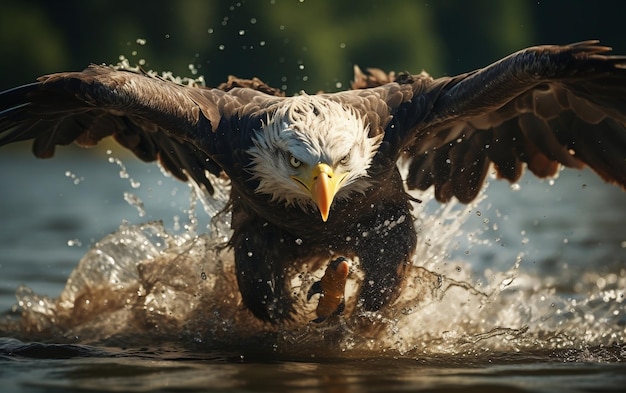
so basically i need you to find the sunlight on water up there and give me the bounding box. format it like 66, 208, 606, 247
1, 157, 624, 360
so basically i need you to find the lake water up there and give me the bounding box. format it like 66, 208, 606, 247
0, 147, 625, 392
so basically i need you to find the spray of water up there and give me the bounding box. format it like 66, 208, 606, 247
2, 156, 623, 360
0, 51, 624, 359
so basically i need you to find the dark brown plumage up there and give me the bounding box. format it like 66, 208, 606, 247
1, 41, 625, 322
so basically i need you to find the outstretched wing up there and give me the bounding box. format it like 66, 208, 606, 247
379, 41, 626, 203
0, 65, 274, 194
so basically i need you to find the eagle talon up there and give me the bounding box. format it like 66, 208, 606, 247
306, 280, 322, 301
308, 256, 350, 323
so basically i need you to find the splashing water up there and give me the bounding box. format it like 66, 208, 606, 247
1, 156, 624, 360
1, 55, 624, 359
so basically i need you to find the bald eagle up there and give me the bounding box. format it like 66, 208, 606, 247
1, 41, 625, 322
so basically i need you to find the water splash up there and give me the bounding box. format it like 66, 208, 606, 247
123, 192, 146, 217
2, 170, 623, 359
1, 56, 624, 358
107, 153, 141, 189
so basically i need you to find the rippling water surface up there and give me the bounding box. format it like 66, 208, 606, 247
1, 150, 625, 392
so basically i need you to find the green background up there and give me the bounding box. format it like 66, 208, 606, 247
1, 0, 624, 93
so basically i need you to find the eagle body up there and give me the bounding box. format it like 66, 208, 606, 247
228, 159, 415, 320
202, 94, 418, 319
1, 41, 625, 322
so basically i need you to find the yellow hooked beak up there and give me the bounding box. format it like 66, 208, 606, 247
292, 163, 348, 222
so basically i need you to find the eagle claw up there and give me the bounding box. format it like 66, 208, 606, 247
307, 256, 350, 323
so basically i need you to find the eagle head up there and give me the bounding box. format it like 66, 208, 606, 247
247, 94, 382, 221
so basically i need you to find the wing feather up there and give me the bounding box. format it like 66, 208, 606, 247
2, 41, 625, 207
0, 64, 276, 194
388, 41, 626, 202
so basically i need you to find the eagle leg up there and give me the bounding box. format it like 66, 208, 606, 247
307, 256, 350, 323
356, 200, 416, 314
231, 218, 297, 323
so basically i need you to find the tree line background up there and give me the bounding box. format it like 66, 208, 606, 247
1, 0, 624, 93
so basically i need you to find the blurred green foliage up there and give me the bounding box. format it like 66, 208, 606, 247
1, 0, 625, 93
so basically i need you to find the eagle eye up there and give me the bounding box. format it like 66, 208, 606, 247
339, 154, 350, 165
289, 154, 302, 168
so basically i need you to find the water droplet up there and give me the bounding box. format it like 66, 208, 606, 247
295, 238, 303, 245
67, 239, 82, 247
200, 272, 207, 280
64, 170, 84, 185
124, 192, 145, 217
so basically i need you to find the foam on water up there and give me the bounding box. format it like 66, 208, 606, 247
2, 163, 624, 360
